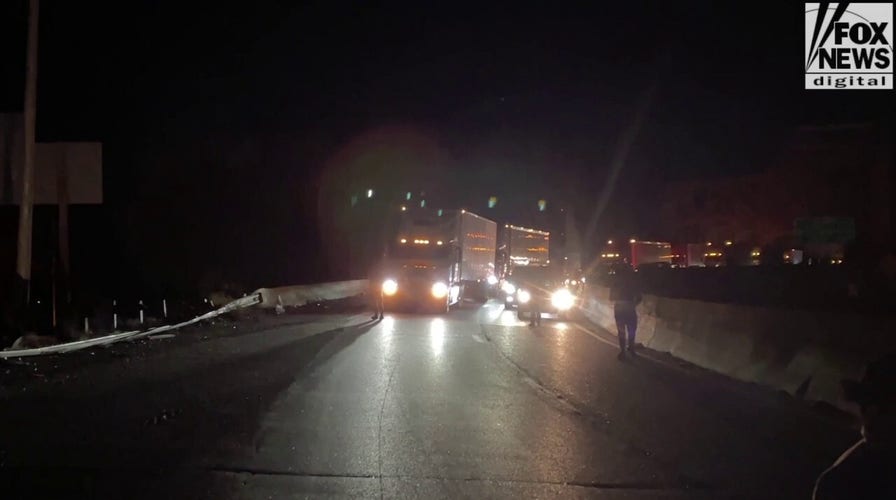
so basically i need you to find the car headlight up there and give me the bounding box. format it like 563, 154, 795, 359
431, 282, 449, 299
486, 275, 498, 285
382, 279, 398, 296
517, 289, 531, 304
502, 282, 516, 294
551, 288, 575, 310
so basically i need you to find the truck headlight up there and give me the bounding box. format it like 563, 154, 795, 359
486, 275, 498, 285
517, 290, 531, 304
502, 282, 516, 295
551, 288, 575, 310
431, 282, 448, 299
382, 279, 398, 296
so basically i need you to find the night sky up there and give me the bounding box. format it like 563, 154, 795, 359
0, 1, 891, 300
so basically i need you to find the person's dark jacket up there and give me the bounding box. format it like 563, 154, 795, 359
610, 272, 641, 314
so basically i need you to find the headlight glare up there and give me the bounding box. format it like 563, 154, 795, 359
517, 290, 531, 303
382, 279, 398, 296
431, 281, 449, 298
551, 288, 575, 310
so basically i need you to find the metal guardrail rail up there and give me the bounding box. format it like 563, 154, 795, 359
1, 293, 262, 359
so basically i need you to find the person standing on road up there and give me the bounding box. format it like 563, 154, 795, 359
368, 258, 385, 321
813, 352, 896, 499
518, 274, 543, 327
610, 265, 641, 360
529, 291, 543, 327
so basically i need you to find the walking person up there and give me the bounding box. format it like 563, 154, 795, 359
610, 265, 641, 360
529, 292, 543, 327
813, 352, 896, 499
369, 258, 385, 321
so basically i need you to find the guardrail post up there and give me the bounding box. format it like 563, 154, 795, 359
139, 299, 145, 326
162, 299, 168, 319
113, 299, 118, 331
84, 317, 89, 334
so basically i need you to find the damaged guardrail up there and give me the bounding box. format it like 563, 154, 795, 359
1, 293, 262, 359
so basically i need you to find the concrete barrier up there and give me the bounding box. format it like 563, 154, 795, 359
254, 280, 369, 309
581, 285, 896, 413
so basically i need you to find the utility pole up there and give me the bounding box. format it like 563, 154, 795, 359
14, 0, 39, 317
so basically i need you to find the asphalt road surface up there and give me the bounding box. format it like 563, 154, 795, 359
0, 301, 856, 499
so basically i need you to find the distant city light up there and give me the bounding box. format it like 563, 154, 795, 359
706, 242, 712, 246
420, 199, 426, 208
400, 205, 407, 211
607, 240, 613, 245
538, 199, 547, 212
437, 209, 443, 216
629, 238, 636, 244
351, 195, 358, 207
406, 192, 412, 200
725, 240, 733, 246
488, 196, 497, 208
367, 189, 374, 198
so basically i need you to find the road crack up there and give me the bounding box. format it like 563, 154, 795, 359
377, 354, 399, 500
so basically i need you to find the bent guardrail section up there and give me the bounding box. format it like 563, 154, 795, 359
1, 293, 262, 358
2, 278, 373, 359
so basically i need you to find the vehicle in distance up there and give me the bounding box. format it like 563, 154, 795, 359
381, 208, 496, 312
498, 224, 550, 277
630, 240, 672, 269
498, 224, 550, 308
503, 265, 577, 321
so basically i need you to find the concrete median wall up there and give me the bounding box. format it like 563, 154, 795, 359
254, 280, 369, 309
581, 285, 896, 413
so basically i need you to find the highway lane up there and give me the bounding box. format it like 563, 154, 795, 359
0, 301, 854, 498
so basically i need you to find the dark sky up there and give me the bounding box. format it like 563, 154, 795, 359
0, 1, 892, 298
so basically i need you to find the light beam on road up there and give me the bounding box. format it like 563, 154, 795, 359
430, 318, 445, 357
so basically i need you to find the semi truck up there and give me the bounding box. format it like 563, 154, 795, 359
380, 208, 496, 312
629, 240, 672, 269
671, 243, 709, 267
497, 224, 550, 278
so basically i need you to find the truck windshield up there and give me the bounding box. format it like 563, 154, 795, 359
388, 241, 452, 260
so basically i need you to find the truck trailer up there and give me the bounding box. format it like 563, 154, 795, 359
380, 208, 496, 312
671, 243, 709, 267
498, 224, 550, 278
629, 240, 672, 269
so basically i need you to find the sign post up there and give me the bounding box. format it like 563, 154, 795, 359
15, 0, 40, 317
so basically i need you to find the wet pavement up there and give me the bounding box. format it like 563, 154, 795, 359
0, 302, 855, 498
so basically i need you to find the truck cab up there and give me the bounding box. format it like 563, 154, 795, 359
380, 216, 460, 313
379, 209, 495, 313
